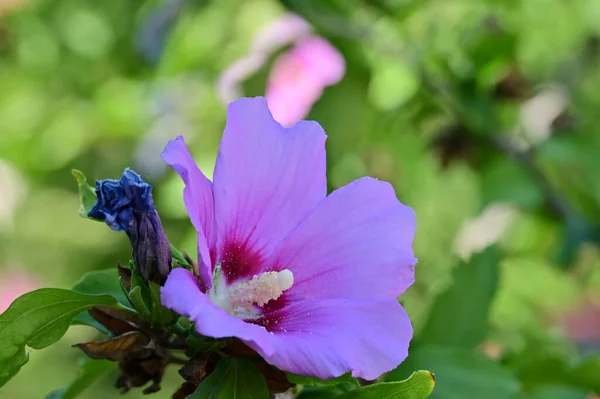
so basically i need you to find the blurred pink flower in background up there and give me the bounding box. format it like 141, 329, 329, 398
563, 298, 600, 346
0, 0, 26, 15
0, 270, 40, 313
218, 13, 345, 127
266, 36, 345, 127
217, 14, 311, 104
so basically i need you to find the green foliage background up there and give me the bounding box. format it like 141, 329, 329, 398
0, 0, 600, 397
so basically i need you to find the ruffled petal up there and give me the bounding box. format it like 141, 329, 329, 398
212, 97, 327, 282
253, 298, 413, 380
162, 271, 412, 380
270, 177, 416, 300
161, 268, 274, 353
161, 137, 214, 289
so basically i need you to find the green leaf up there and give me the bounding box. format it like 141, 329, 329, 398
186, 334, 222, 353
528, 384, 589, 399
171, 244, 194, 272
128, 286, 151, 319
0, 288, 117, 387
420, 247, 500, 348
386, 346, 520, 399
368, 59, 420, 111
187, 357, 270, 399
148, 281, 177, 325
298, 389, 344, 399
335, 370, 435, 399
504, 341, 599, 394
125, 264, 153, 318
72, 268, 129, 307
507, 346, 571, 390
70, 312, 111, 336
298, 382, 358, 398
287, 373, 359, 388
481, 157, 544, 210
44, 358, 114, 399
71, 269, 132, 334
71, 169, 97, 219
491, 257, 579, 331
568, 355, 600, 393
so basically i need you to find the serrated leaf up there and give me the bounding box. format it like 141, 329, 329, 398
44, 358, 114, 399
335, 371, 435, 399
186, 357, 270, 399
72, 169, 97, 219
420, 246, 500, 348
0, 289, 117, 387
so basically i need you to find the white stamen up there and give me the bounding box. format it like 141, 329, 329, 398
208, 262, 233, 314
208, 268, 294, 319
276, 269, 294, 291
229, 269, 294, 311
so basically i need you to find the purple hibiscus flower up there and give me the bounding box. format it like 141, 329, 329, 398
160, 97, 417, 380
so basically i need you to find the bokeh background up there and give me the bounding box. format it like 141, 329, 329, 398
1, 0, 600, 398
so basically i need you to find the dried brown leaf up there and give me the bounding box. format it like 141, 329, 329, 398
178, 353, 219, 385
118, 261, 133, 291
88, 306, 141, 335
255, 361, 295, 394
221, 339, 258, 358
74, 331, 150, 361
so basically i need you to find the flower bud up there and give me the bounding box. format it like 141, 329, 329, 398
88, 169, 171, 284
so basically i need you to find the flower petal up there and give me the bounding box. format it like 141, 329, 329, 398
161, 268, 273, 353
212, 97, 327, 282
271, 177, 416, 300
161, 136, 214, 289
253, 298, 413, 380
162, 270, 412, 380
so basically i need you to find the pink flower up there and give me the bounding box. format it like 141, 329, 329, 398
564, 300, 600, 344
217, 14, 345, 127
217, 13, 311, 104
0, 271, 40, 313
160, 97, 416, 380
266, 36, 345, 127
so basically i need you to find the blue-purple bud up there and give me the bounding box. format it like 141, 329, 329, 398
88, 169, 172, 284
